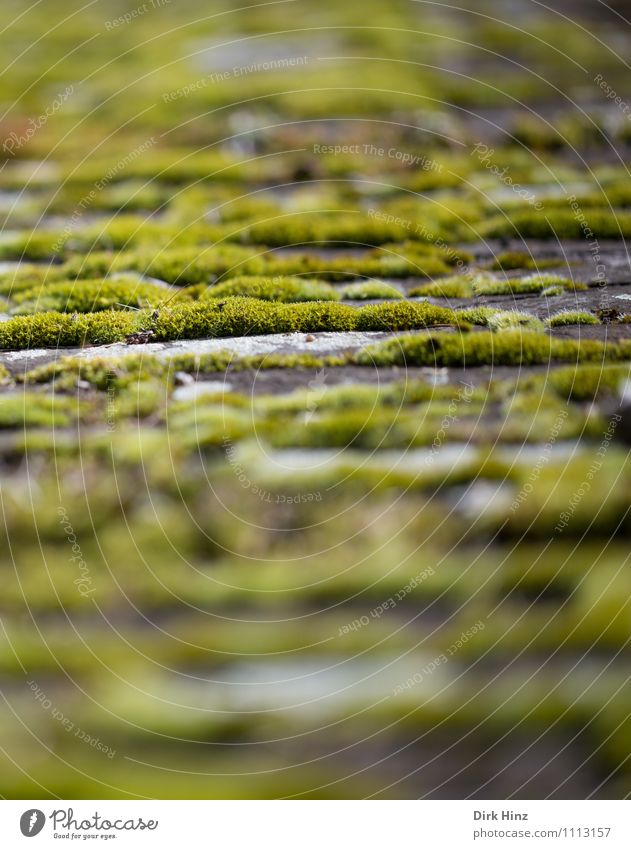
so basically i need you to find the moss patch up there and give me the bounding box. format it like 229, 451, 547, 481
200, 275, 339, 302
1, 297, 458, 349
546, 311, 599, 327
482, 209, 631, 240
9, 277, 180, 314
355, 330, 631, 367
338, 281, 403, 300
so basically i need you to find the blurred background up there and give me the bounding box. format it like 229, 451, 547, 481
0, 0, 630, 800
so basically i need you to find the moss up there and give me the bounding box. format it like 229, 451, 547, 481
0, 310, 141, 349
354, 300, 455, 331
115, 379, 164, 419
10, 277, 180, 314
21, 350, 350, 384
0, 264, 68, 296
0, 232, 64, 261
473, 273, 582, 296
258, 378, 481, 416
455, 306, 500, 325
411, 273, 583, 299
355, 329, 631, 367
245, 212, 412, 247
338, 281, 403, 300
57, 245, 454, 286
490, 251, 560, 271
546, 311, 599, 327
487, 310, 546, 333
1, 297, 461, 350
482, 209, 631, 240
547, 364, 631, 401
379, 241, 473, 269
0, 391, 85, 428
200, 275, 339, 302
156, 298, 455, 340
409, 275, 473, 298
83, 245, 265, 286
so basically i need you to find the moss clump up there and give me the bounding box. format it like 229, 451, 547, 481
10, 277, 179, 314
58, 245, 454, 286
2, 298, 458, 350
0, 264, 69, 296
490, 251, 559, 271
473, 273, 582, 296
409, 275, 473, 298
0, 310, 143, 349
455, 306, 500, 326
354, 300, 455, 331
482, 209, 631, 240
338, 281, 403, 300
547, 364, 631, 400
411, 273, 582, 299
149, 299, 357, 340
355, 329, 631, 367
546, 311, 599, 327
201, 276, 339, 302
152, 298, 456, 340
91, 245, 265, 286
486, 310, 545, 333
244, 212, 412, 247
0, 392, 85, 428
0, 232, 63, 261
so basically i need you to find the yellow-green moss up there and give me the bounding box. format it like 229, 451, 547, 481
355, 329, 631, 367
0, 297, 458, 349
10, 277, 180, 314
338, 281, 403, 299
546, 311, 599, 327
200, 275, 339, 302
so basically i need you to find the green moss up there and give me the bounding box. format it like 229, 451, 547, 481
473, 273, 582, 296
115, 379, 164, 419
355, 329, 631, 367
409, 275, 473, 298
1, 296, 461, 350
338, 281, 403, 300
490, 251, 560, 271
482, 209, 631, 240
0, 232, 63, 261
201, 276, 339, 302
0, 391, 85, 428
10, 277, 180, 314
547, 364, 631, 400
57, 244, 455, 286
0, 264, 68, 296
245, 212, 412, 247
354, 300, 455, 331
455, 306, 500, 325
487, 310, 545, 333
155, 298, 455, 340
546, 311, 599, 327
0, 310, 141, 349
